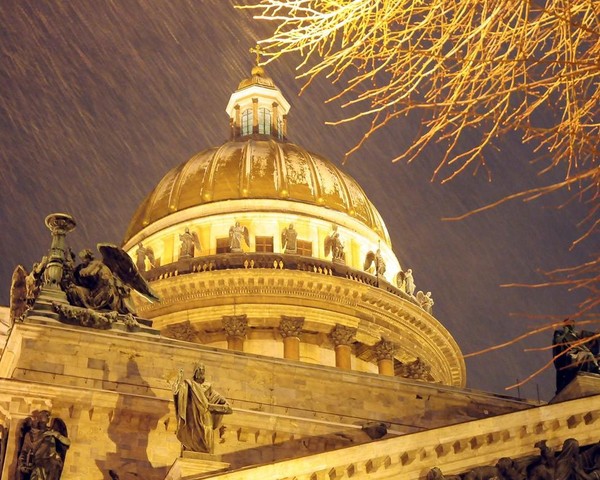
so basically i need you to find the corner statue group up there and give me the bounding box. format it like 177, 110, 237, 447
172, 363, 232, 454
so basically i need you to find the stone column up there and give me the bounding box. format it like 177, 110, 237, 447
234, 105, 240, 138
282, 114, 288, 138
252, 98, 259, 134
272, 102, 279, 137
329, 324, 357, 370
279, 316, 304, 361
222, 314, 248, 352
373, 339, 397, 376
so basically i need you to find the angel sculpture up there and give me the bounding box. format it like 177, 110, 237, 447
229, 221, 250, 252
179, 228, 201, 259
324, 227, 345, 264
416, 291, 434, 314
17, 410, 70, 480
64, 244, 159, 315
136, 242, 156, 272
364, 249, 386, 276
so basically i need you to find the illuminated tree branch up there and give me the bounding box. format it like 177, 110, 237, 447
242, 0, 599, 391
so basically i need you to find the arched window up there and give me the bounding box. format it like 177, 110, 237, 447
241, 109, 253, 136
258, 107, 272, 135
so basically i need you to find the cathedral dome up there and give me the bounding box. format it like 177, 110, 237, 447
123, 137, 390, 245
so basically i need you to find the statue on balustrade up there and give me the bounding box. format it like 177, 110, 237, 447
404, 268, 416, 296
135, 242, 156, 272
324, 226, 345, 264
17, 410, 70, 480
552, 319, 599, 393
281, 223, 298, 254
364, 249, 386, 276
172, 362, 233, 454
179, 228, 201, 259
229, 221, 250, 252
417, 290, 434, 314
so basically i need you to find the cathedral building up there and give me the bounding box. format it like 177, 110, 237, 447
0, 64, 598, 480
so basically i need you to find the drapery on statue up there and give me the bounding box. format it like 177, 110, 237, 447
552, 319, 600, 394
63, 244, 158, 316
17, 410, 70, 480
172, 363, 233, 454
179, 228, 201, 259
281, 223, 298, 254
229, 221, 250, 252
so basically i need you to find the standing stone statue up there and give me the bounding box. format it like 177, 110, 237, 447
179, 228, 201, 259
281, 223, 298, 254
229, 221, 250, 252
363, 249, 386, 275
17, 410, 70, 480
324, 226, 346, 264
172, 363, 233, 454
404, 269, 416, 296
135, 242, 156, 272
416, 291, 434, 314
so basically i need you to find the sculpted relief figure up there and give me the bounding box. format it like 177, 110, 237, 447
172, 363, 233, 454
179, 228, 201, 259
17, 410, 70, 480
281, 223, 298, 254
229, 221, 250, 252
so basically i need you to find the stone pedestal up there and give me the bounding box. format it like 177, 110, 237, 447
164, 451, 230, 480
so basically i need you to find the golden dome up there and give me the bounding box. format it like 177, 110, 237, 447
124, 137, 389, 244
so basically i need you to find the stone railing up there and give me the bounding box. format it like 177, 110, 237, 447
143, 253, 419, 307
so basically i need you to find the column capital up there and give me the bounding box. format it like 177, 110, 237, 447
373, 339, 397, 361
396, 358, 431, 380
279, 316, 304, 338
222, 314, 248, 338
329, 324, 357, 347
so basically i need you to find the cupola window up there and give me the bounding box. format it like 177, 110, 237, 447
241, 109, 253, 136
258, 107, 272, 135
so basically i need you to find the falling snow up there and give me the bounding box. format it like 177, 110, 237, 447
0, 0, 594, 401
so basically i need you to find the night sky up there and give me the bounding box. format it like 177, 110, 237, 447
1, 1, 594, 400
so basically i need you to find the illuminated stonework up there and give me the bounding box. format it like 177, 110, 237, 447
121, 66, 465, 387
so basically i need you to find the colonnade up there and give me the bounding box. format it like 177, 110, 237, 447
220, 315, 398, 376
